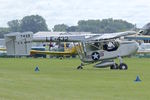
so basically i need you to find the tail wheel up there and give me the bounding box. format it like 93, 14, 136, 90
119, 63, 128, 70
77, 66, 83, 70
110, 63, 118, 70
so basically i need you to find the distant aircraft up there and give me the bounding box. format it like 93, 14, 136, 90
139, 23, 150, 35
33, 31, 138, 70
30, 45, 77, 56
137, 43, 150, 54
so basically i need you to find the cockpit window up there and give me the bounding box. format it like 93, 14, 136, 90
84, 41, 119, 52
103, 41, 119, 51
85, 42, 102, 52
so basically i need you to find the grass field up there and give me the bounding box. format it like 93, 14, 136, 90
0, 58, 150, 100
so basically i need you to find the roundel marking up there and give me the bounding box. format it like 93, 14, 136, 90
91, 52, 100, 60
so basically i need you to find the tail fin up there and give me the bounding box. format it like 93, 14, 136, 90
139, 23, 150, 35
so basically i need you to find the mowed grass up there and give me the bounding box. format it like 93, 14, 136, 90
0, 58, 150, 100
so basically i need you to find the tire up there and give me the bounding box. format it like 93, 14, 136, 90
110, 63, 118, 70
119, 63, 128, 70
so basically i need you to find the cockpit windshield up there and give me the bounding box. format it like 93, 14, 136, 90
85, 41, 119, 52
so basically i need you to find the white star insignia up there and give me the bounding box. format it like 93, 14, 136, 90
92, 53, 99, 60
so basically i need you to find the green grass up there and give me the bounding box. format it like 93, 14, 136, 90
0, 58, 150, 100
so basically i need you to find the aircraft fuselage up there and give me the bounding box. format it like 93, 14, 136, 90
79, 41, 138, 63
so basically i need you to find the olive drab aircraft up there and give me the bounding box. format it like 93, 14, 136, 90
33, 31, 138, 70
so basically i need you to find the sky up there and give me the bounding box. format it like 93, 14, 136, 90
0, 0, 150, 29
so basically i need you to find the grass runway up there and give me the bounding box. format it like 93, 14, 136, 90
0, 58, 150, 100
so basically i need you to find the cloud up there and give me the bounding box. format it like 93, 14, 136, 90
0, 0, 150, 29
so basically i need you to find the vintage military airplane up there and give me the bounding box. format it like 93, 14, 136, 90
33, 31, 138, 70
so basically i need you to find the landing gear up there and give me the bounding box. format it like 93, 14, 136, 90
77, 63, 84, 69
110, 63, 118, 69
118, 56, 128, 70
109, 56, 128, 70
77, 66, 83, 69
119, 63, 128, 70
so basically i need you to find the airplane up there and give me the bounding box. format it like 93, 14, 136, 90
139, 22, 150, 35
33, 31, 138, 70
0, 47, 6, 51
0, 43, 78, 58
137, 43, 150, 54
30, 44, 77, 57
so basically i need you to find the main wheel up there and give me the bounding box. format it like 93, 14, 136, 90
119, 63, 128, 70
110, 63, 118, 70
77, 66, 83, 69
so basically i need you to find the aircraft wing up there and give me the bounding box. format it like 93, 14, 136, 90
30, 50, 77, 56
33, 31, 136, 42
0, 48, 6, 51
85, 31, 136, 41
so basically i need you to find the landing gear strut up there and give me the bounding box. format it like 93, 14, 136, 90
110, 56, 128, 70
118, 56, 128, 70
77, 63, 84, 69
110, 63, 118, 70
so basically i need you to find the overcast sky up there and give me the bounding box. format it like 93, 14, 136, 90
0, 0, 150, 29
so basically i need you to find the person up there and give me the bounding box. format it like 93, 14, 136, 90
49, 42, 53, 51
103, 43, 108, 51
103, 42, 119, 51
107, 42, 115, 50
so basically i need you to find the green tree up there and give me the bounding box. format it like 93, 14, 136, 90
53, 24, 69, 32
0, 27, 10, 38
66, 26, 78, 32
75, 18, 135, 33
77, 20, 101, 33
20, 15, 48, 33
7, 20, 21, 32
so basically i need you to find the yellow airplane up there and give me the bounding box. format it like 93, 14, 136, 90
0, 48, 6, 51
31, 42, 80, 57
0, 43, 78, 56
30, 45, 78, 56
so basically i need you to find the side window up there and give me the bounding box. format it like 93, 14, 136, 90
103, 41, 119, 51
85, 43, 102, 52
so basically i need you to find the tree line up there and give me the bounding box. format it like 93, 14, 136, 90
0, 15, 49, 38
53, 19, 135, 33
0, 14, 142, 38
